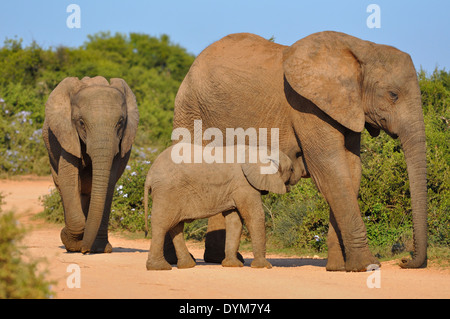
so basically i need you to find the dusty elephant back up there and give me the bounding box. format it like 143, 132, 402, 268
173, 33, 290, 136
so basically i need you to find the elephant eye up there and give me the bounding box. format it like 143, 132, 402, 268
389, 91, 398, 102
78, 119, 85, 128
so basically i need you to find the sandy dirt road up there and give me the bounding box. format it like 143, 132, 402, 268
1, 176, 449, 299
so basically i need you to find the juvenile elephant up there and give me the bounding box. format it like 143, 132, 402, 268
43, 76, 139, 254
173, 32, 428, 271
144, 143, 296, 270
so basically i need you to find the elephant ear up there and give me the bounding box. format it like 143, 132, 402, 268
283, 31, 366, 133
241, 152, 289, 194
110, 78, 139, 158
45, 77, 84, 158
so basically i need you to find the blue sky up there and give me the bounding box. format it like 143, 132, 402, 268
0, 0, 449, 72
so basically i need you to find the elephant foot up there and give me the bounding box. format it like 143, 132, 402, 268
222, 256, 244, 267
60, 227, 83, 252
146, 257, 172, 270
177, 256, 196, 269
326, 260, 346, 272
325, 249, 346, 272
345, 250, 380, 272
251, 258, 272, 269
92, 241, 113, 253
81, 239, 112, 254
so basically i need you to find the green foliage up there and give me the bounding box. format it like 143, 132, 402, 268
38, 188, 64, 225
183, 219, 209, 241
0, 195, 54, 299
263, 180, 329, 252
109, 156, 151, 232
419, 69, 450, 247
359, 132, 413, 251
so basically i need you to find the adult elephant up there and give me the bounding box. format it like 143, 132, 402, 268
43, 76, 139, 254
171, 32, 427, 271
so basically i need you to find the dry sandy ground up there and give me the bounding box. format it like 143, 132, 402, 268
1, 175, 449, 299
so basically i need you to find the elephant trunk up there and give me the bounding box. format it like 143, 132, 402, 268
398, 117, 428, 268
81, 141, 116, 254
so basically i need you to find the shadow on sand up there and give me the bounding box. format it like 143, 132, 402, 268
195, 257, 327, 268
59, 245, 148, 254
59, 244, 327, 268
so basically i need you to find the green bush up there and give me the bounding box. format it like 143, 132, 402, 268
109, 156, 152, 233
0, 95, 49, 176
262, 180, 329, 252
0, 195, 54, 299
38, 188, 64, 225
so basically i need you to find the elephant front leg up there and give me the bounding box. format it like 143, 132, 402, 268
306, 150, 378, 271
326, 132, 363, 271
235, 195, 272, 269
57, 151, 85, 252
313, 170, 377, 271
326, 211, 346, 271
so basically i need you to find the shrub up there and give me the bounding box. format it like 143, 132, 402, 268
0, 102, 49, 176
263, 179, 329, 252
109, 157, 151, 233
0, 195, 54, 298
39, 188, 64, 225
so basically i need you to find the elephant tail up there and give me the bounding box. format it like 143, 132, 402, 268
144, 174, 152, 238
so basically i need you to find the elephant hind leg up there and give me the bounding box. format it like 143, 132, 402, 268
146, 206, 175, 270
147, 225, 172, 270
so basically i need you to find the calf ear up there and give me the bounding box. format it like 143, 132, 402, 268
241, 159, 287, 194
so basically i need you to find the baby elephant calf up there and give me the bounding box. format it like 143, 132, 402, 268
144, 143, 297, 270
